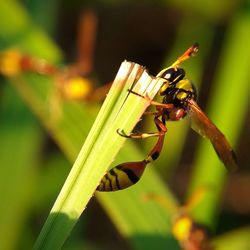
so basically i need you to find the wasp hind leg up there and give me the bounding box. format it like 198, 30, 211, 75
97, 118, 167, 191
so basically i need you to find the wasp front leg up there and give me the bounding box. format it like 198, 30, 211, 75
97, 117, 167, 191
128, 89, 174, 110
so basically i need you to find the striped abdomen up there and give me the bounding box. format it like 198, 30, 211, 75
97, 160, 147, 191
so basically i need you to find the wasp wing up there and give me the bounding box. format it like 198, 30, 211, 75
187, 99, 237, 172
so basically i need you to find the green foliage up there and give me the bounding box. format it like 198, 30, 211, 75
0, 0, 249, 249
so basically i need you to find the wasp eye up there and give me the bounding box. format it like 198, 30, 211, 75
163, 72, 172, 80
160, 68, 185, 84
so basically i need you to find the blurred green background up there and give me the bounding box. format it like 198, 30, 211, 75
0, 0, 250, 249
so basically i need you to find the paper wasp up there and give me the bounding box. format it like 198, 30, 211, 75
0, 10, 108, 103
144, 187, 214, 250
97, 43, 237, 192
0, 48, 98, 103
0, 47, 113, 104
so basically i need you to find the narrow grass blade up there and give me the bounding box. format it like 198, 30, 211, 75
189, 12, 250, 227
33, 62, 166, 249
213, 226, 250, 250
0, 84, 41, 250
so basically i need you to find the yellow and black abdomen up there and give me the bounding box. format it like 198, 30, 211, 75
97, 160, 147, 191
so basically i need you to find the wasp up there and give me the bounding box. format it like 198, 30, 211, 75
97, 43, 237, 192
0, 48, 98, 101
144, 187, 214, 250
0, 10, 107, 103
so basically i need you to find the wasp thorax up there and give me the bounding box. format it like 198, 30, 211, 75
175, 79, 197, 102
162, 79, 197, 121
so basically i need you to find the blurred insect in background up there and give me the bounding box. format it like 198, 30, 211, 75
97, 43, 237, 192
144, 187, 214, 250
0, 10, 110, 105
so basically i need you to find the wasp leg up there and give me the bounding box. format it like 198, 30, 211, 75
117, 109, 165, 139
128, 89, 174, 109
150, 100, 174, 109
143, 111, 161, 116
117, 128, 164, 139
144, 117, 167, 163
97, 118, 167, 191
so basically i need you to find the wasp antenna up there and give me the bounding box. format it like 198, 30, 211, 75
171, 43, 199, 68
